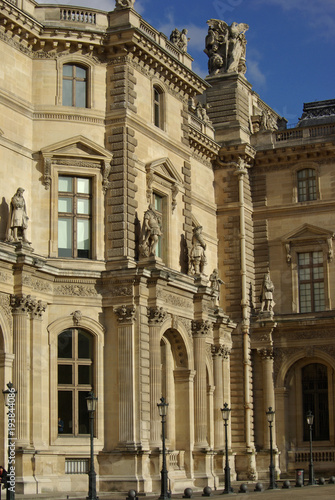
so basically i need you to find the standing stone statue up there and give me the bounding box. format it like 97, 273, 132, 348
115, 0, 135, 9
260, 270, 275, 313
204, 19, 249, 76
6, 187, 29, 243
139, 204, 162, 257
189, 226, 207, 275
210, 268, 224, 305
170, 28, 189, 52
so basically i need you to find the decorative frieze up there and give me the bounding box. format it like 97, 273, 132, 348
22, 275, 52, 293
54, 283, 98, 296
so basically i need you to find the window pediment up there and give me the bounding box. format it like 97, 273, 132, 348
146, 158, 183, 211
283, 224, 334, 263
40, 135, 113, 192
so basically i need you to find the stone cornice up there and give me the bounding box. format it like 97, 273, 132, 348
254, 141, 335, 168
188, 126, 220, 160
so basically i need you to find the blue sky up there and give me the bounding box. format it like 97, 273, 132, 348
37, 0, 335, 125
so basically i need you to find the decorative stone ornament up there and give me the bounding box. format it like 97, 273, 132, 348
6, 188, 30, 244
139, 204, 162, 258
205, 19, 249, 76
115, 0, 135, 9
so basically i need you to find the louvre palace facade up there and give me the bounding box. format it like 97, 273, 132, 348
0, 0, 335, 495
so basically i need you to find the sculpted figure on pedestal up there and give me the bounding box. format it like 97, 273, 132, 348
260, 270, 275, 313
189, 226, 207, 275
6, 187, 29, 243
210, 268, 224, 305
170, 28, 189, 52
115, 0, 135, 9
205, 19, 249, 76
139, 204, 162, 257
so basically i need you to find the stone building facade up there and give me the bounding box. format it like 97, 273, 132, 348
0, 0, 334, 494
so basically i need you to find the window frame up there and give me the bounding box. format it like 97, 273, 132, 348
290, 243, 330, 313
56, 57, 92, 108
298, 251, 325, 313
297, 168, 317, 203
49, 164, 102, 260
48, 315, 104, 447
58, 175, 92, 259
62, 63, 88, 108
57, 328, 94, 436
152, 84, 165, 130
291, 163, 320, 203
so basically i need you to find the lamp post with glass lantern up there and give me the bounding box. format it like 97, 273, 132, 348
2, 382, 17, 500
86, 391, 98, 500
221, 403, 233, 494
157, 397, 169, 500
306, 410, 315, 485
266, 407, 277, 489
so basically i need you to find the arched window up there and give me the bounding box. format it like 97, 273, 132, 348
297, 168, 317, 202
153, 85, 164, 129
302, 363, 329, 441
57, 328, 93, 435
62, 63, 88, 107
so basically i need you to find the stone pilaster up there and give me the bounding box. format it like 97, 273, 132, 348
115, 305, 137, 448
148, 306, 167, 446
258, 347, 276, 449
28, 298, 47, 448
10, 295, 31, 447
212, 345, 224, 450
192, 320, 211, 449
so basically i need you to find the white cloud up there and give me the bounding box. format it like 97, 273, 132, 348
246, 59, 266, 88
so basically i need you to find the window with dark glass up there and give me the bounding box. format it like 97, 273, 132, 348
62, 64, 87, 108
298, 251, 325, 313
57, 328, 93, 435
297, 169, 316, 202
302, 363, 329, 441
153, 86, 163, 128
58, 176, 91, 258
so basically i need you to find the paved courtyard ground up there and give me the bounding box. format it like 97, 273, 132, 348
12, 481, 335, 500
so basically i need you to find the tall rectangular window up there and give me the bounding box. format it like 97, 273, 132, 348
298, 251, 325, 313
297, 169, 316, 202
62, 64, 87, 108
58, 176, 91, 258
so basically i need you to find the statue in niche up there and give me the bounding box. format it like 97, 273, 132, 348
115, 0, 135, 9
205, 19, 249, 76
6, 187, 29, 243
210, 268, 224, 305
196, 102, 211, 123
260, 270, 275, 313
170, 28, 189, 52
139, 204, 162, 257
189, 226, 207, 275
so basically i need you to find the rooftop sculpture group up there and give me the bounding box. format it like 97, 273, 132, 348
205, 19, 249, 76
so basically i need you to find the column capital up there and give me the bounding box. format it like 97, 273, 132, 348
147, 306, 167, 325
28, 297, 47, 318
10, 294, 29, 314
211, 344, 231, 358
114, 304, 136, 323
192, 319, 212, 337
258, 347, 274, 360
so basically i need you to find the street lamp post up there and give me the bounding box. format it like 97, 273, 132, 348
221, 403, 233, 494
306, 410, 315, 485
86, 391, 98, 500
2, 382, 17, 500
266, 407, 277, 490
157, 397, 169, 500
